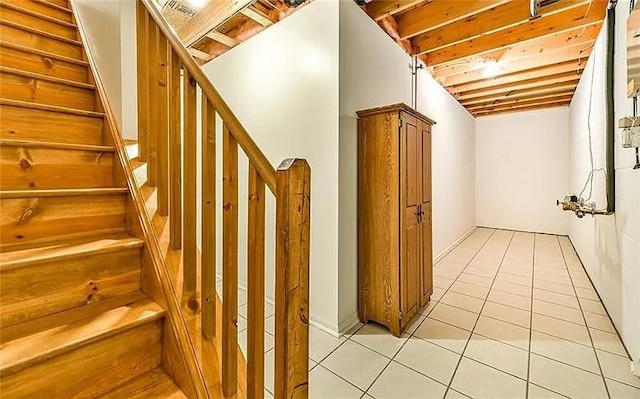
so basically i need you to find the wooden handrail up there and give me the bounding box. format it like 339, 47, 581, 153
135, 2, 310, 398
140, 0, 277, 193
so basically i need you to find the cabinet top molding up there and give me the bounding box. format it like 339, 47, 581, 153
356, 103, 437, 126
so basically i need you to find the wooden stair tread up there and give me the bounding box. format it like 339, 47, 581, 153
0, 66, 96, 90
0, 188, 128, 198
0, 292, 164, 375
0, 1, 77, 28
32, 0, 73, 14
0, 232, 142, 268
0, 19, 82, 46
0, 40, 89, 66
98, 368, 187, 399
0, 138, 114, 152
0, 98, 105, 118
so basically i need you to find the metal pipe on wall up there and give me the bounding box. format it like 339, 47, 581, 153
606, 1, 616, 213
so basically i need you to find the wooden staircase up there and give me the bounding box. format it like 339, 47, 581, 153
0, 0, 187, 397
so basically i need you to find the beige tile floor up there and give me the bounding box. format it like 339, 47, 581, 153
226, 228, 640, 398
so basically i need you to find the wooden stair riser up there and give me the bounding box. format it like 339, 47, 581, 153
0, 319, 163, 399
1, 0, 72, 23
0, 145, 116, 189
0, 3, 77, 39
0, 44, 89, 83
0, 22, 83, 60
0, 70, 96, 111
37, 0, 71, 9
0, 104, 104, 145
0, 194, 127, 247
0, 247, 141, 327
97, 368, 187, 399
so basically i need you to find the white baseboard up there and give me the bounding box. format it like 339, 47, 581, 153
337, 312, 360, 337
434, 226, 478, 264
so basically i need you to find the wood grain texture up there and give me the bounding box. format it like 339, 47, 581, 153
136, 1, 149, 162
97, 368, 187, 399
2, 0, 73, 22
157, 34, 169, 216
0, 144, 114, 189
0, 42, 88, 83
168, 48, 181, 250
0, 2, 77, 39
0, 102, 103, 144
274, 158, 310, 399
0, 319, 163, 399
147, 22, 159, 187
201, 96, 216, 340
183, 68, 197, 293
357, 104, 434, 337
0, 20, 83, 59
247, 163, 265, 399
222, 123, 239, 397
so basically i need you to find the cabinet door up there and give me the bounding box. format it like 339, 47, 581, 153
420, 123, 433, 307
400, 113, 421, 323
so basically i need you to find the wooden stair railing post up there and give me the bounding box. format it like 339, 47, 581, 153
183, 69, 197, 295
222, 123, 239, 397
135, 1, 148, 163
157, 35, 169, 216
169, 49, 182, 250
201, 96, 216, 340
274, 159, 311, 399
147, 23, 158, 187
247, 163, 266, 399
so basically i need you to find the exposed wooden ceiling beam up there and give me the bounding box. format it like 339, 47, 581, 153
206, 31, 240, 47
365, 0, 428, 21
432, 23, 600, 82
467, 92, 575, 111
412, 0, 590, 55
473, 100, 572, 116
396, 0, 508, 41
449, 59, 587, 94
456, 71, 582, 101
188, 47, 213, 61
241, 6, 275, 26
438, 47, 594, 89
379, 16, 413, 54
460, 81, 579, 106
195, 17, 265, 59
422, 1, 607, 66
178, 0, 254, 47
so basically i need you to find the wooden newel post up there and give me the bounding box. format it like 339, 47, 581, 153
274, 158, 310, 399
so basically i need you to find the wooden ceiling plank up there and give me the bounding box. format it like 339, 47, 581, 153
473, 100, 572, 116
437, 41, 595, 87
467, 92, 575, 111
460, 81, 579, 106
449, 58, 587, 94
422, 1, 607, 66
205, 30, 240, 47
379, 16, 413, 54
457, 72, 582, 101
412, 0, 590, 55
433, 23, 600, 81
365, 0, 428, 21
396, 0, 509, 41
188, 47, 213, 61
178, 0, 254, 47
472, 97, 574, 114
241, 6, 275, 26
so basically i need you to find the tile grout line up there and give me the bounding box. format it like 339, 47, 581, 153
361, 228, 498, 398
442, 230, 516, 398
525, 233, 537, 398
557, 236, 611, 399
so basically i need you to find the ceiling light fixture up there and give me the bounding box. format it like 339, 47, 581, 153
483, 60, 502, 77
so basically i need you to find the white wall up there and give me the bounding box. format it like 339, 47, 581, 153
73, 0, 136, 138
202, 0, 341, 333
476, 108, 571, 235
569, 2, 640, 368
338, 0, 477, 333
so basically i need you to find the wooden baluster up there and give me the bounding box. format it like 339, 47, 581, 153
202, 96, 216, 339
135, 1, 148, 162
169, 49, 182, 250
222, 123, 238, 397
157, 35, 169, 216
147, 22, 158, 187
247, 163, 266, 399
274, 159, 311, 399
183, 69, 197, 294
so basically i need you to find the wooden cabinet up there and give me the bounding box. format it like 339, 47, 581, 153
357, 103, 435, 337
